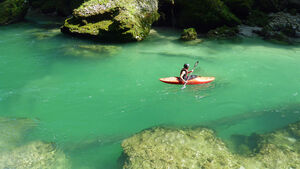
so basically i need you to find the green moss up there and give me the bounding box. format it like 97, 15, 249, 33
175, 0, 241, 32
61, 0, 159, 42
0, 0, 28, 25
180, 28, 197, 41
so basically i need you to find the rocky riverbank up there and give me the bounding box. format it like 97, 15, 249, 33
1, 0, 299, 43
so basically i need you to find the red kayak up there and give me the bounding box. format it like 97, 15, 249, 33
160, 76, 215, 85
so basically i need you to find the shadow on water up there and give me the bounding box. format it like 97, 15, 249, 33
205, 103, 300, 132
139, 51, 216, 63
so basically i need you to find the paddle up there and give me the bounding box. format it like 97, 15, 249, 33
181, 61, 199, 90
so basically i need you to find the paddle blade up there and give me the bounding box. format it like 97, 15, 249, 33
181, 83, 187, 90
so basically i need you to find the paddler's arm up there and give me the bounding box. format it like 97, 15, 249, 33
180, 72, 187, 83
187, 70, 194, 74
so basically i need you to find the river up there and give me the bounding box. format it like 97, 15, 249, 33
0, 20, 300, 168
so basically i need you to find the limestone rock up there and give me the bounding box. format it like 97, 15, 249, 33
121, 127, 241, 169
0, 141, 70, 169
61, 0, 159, 42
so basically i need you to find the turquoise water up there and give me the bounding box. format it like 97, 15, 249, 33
0, 20, 300, 168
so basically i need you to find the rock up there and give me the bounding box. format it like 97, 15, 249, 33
238, 121, 300, 168
121, 127, 241, 169
32, 29, 61, 40
238, 25, 262, 37
180, 28, 197, 41
61, 0, 159, 42
0, 141, 70, 169
255, 12, 300, 43
0, 0, 28, 25
174, 0, 241, 32
121, 121, 300, 169
0, 117, 38, 151
207, 25, 239, 39
64, 44, 121, 59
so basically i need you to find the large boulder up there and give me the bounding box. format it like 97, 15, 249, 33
121, 127, 241, 169
0, 0, 28, 25
180, 28, 197, 41
173, 0, 241, 32
255, 12, 300, 43
121, 121, 300, 169
61, 0, 159, 42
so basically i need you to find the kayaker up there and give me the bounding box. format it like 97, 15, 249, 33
180, 63, 193, 83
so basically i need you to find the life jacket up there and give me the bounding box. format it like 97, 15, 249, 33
180, 68, 188, 80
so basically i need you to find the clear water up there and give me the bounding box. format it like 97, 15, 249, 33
0, 20, 300, 168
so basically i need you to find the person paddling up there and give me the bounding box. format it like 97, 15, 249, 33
180, 63, 194, 83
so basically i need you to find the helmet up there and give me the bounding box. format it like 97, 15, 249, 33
184, 64, 189, 69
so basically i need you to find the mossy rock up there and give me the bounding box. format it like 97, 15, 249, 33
121, 127, 241, 169
0, 0, 28, 25
174, 0, 241, 32
0, 117, 38, 151
207, 25, 239, 39
61, 0, 159, 42
223, 0, 254, 18
121, 121, 300, 169
0, 141, 70, 169
180, 28, 197, 41
255, 12, 299, 43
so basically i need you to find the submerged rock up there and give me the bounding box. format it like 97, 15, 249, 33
121, 121, 300, 169
207, 26, 239, 39
61, 0, 159, 42
0, 141, 70, 169
121, 127, 241, 169
180, 28, 197, 41
32, 28, 61, 40
0, 117, 37, 151
0, 0, 28, 25
64, 44, 121, 59
237, 121, 300, 168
